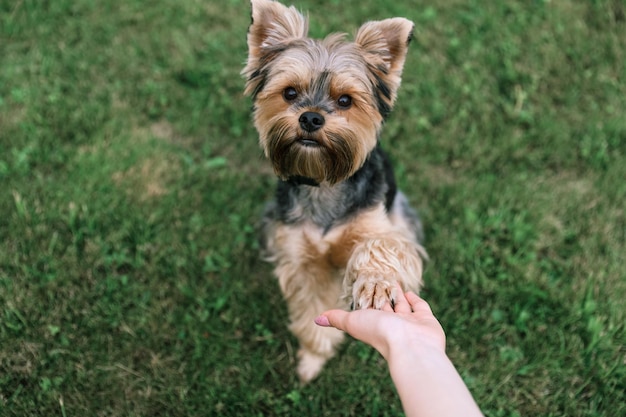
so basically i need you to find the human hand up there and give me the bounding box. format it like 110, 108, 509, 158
316, 283, 483, 417
314, 282, 445, 361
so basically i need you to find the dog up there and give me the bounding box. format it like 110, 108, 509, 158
242, 0, 427, 383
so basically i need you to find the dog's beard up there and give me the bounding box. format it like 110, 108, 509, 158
265, 122, 363, 185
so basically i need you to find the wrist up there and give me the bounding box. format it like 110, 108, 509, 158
387, 340, 448, 373
385, 328, 446, 361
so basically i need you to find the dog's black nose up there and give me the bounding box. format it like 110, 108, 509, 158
299, 111, 325, 132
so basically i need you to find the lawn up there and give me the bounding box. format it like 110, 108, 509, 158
1, 0, 625, 416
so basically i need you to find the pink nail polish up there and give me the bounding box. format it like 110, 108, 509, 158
314, 315, 330, 327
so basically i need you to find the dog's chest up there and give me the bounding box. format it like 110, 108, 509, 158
284, 221, 352, 270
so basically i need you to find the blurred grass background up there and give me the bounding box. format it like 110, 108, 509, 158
1, 0, 625, 416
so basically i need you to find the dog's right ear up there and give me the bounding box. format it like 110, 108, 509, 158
243, 0, 308, 91
247, 0, 308, 51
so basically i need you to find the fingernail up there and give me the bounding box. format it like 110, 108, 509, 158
314, 315, 330, 327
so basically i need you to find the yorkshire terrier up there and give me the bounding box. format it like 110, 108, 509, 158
243, 0, 427, 383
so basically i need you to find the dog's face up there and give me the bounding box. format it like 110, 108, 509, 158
243, 0, 414, 185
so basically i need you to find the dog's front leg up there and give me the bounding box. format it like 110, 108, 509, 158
270, 224, 346, 383
343, 232, 426, 310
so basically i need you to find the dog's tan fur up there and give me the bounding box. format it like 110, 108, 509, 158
264, 203, 425, 381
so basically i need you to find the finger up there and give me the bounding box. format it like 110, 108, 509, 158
392, 282, 412, 313
382, 301, 394, 312
314, 314, 332, 327
405, 291, 434, 315
315, 309, 348, 330
316, 308, 392, 356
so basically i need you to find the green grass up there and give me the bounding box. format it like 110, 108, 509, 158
1, 0, 625, 415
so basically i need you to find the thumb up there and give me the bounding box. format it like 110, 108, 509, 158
315, 308, 390, 358
314, 309, 349, 330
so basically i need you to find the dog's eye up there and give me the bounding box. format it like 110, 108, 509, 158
337, 94, 352, 109
283, 87, 298, 101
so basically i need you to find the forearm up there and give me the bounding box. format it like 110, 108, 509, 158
387, 347, 483, 417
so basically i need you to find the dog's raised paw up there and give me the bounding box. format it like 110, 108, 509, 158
352, 274, 398, 310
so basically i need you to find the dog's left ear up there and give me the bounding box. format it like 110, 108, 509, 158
355, 18, 414, 113
243, 0, 308, 97
355, 18, 414, 76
